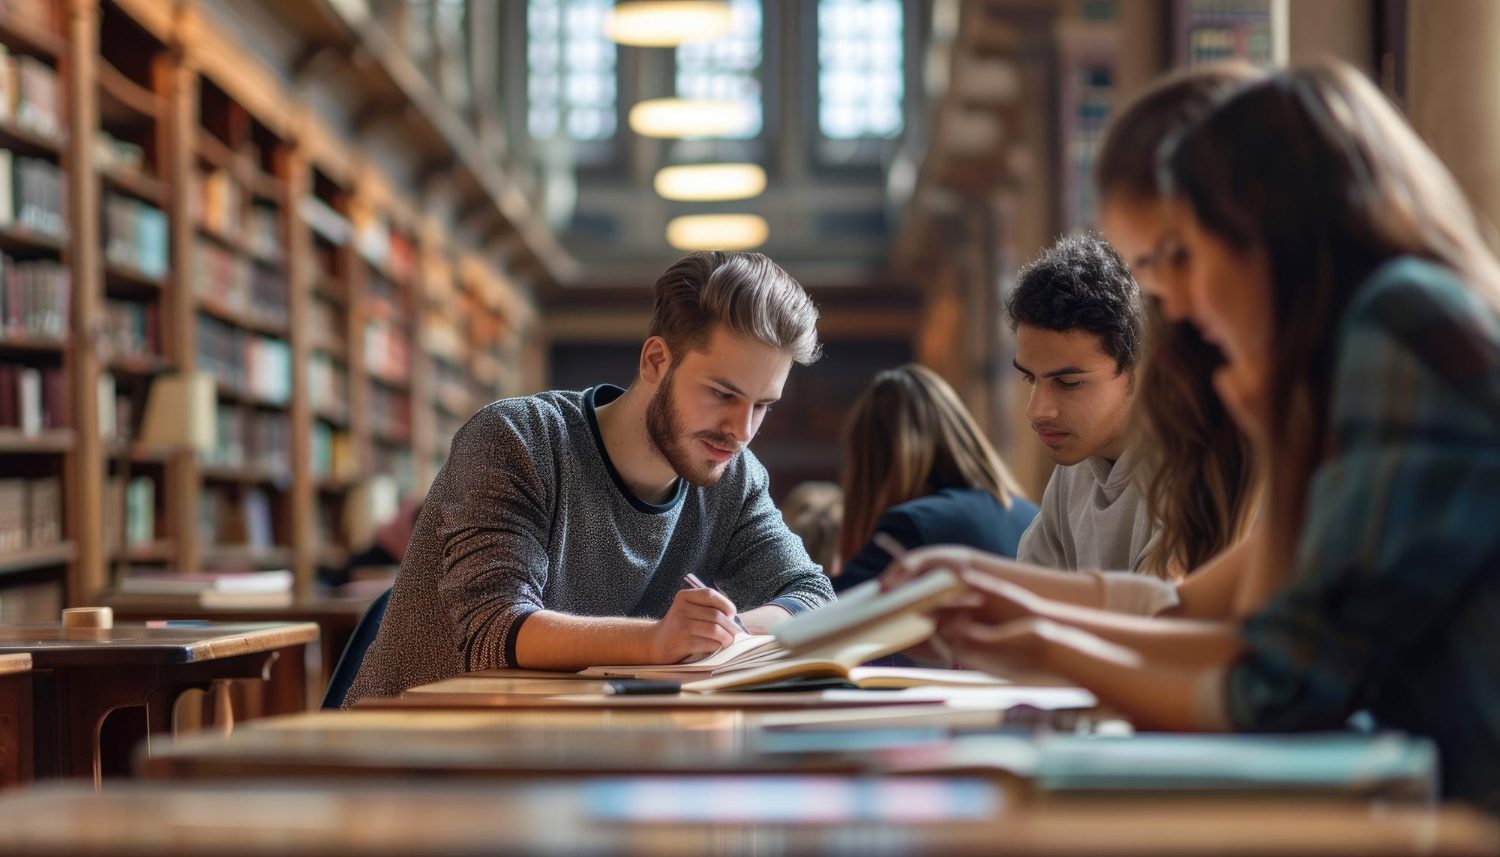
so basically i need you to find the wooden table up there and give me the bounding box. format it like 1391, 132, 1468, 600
0, 622, 318, 783
377, 669, 1100, 715
0, 779, 1495, 856
136, 708, 894, 780
0, 653, 32, 787
104, 595, 374, 709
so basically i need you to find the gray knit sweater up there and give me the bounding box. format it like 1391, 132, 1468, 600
346, 385, 835, 703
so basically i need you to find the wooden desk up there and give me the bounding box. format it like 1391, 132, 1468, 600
137, 708, 894, 780
0, 622, 318, 783
0, 654, 32, 787
379, 669, 1098, 714
105, 595, 373, 709
0, 779, 1495, 856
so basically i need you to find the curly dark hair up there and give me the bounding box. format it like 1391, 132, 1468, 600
1005, 233, 1144, 373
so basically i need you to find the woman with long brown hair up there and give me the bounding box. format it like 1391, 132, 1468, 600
923, 62, 1500, 809
833, 363, 1036, 592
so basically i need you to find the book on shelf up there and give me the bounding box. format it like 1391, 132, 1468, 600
580, 570, 972, 693
103, 193, 169, 279
13, 53, 61, 141
100, 298, 159, 362
0, 364, 65, 433
1, 252, 70, 339
13, 154, 65, 238
0, 475, 62, 556
0, 578, 61, 624
124, 476, 154, 547
0, 478, 26, 554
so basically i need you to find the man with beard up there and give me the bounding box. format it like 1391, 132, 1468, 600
346, 252, 835, 702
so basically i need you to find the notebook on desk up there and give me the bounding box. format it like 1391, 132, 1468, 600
581, 570, 972, 691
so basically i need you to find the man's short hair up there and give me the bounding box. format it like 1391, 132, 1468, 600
1005, 233, 1144, 372
650, 251, 822, 366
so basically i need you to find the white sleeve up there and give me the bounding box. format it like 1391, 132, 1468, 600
1088, 570, 1181, 615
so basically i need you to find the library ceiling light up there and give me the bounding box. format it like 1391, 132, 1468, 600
629, 98, 755, 138
654, 163, 766, 201
605, 1, 733, 47
666, 214, 768, 251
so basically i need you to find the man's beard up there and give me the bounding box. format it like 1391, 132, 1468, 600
645, 368, 738, 487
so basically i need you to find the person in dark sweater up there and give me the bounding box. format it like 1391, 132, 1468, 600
347, 252, 836, 703
833, 364, 1038, 593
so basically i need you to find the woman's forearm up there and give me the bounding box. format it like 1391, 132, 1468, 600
1036, 622, 1227, 731
1030, 598, 1243, 667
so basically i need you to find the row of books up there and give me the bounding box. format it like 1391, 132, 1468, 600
98, 373, 133, 445
307, 297, 346, 355
0, 149, 67, 239
247, 204, 281, 263
196, 315, 292, 405
310, 422, 356, 481
0, 45, 63, 141
94, 130, 148, 175
205, 405, 290, 474
309, 352, 348, 419
301, 196, 351, 247
100, 298, 159, 364
0, 577, 59, 623
431, 358, 475, 417
0, 476, 60, 555
369, 383, 411, 441
194, 237, 289, 327
364, 319, 411, 386
196, 484, 278, 552
0, 252, 67, 339
0, 363, 65, 432
103, 193, 169, 279
423, 310, 465, 366
1181, 0, 1275, 66
370, 445, 414, 496
196, 167, 241, 236
103, 475, 156, 550
353, 210, 416, 283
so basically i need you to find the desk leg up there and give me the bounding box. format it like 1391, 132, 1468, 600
0, 672, 33, 787
52, 668, 155, 786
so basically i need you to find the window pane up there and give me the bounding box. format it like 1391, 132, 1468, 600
527, 0, 617, 142
818, 0, 904, 140
675, 0, 763, 139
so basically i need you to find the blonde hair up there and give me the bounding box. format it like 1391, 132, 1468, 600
649, 251, 822, 365
838, 364, 1027, 564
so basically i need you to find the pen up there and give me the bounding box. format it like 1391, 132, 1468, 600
681, 573, 750, 633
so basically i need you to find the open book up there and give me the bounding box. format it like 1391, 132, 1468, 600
580, 569, 970, 691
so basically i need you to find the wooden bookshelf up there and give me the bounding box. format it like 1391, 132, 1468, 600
0, 0, 542, 614
95, 0, 176, 589
0, 541, 74, 578
0, 0, 74, 618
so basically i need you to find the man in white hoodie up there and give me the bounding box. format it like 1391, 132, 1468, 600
1006, 233, 1154, 573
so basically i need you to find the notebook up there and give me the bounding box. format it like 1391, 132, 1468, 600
581, 570, 970, 690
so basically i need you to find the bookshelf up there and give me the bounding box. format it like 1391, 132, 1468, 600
1055, 13, 1118, 232
1173, 0, 1287, 67
299, 158, 358, 586
0, 0, 541, 619
95, 0, 173, 585
349, 185, 417, 501
0, 0, 71, 621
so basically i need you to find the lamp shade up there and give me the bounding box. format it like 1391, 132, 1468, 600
629, 98, 756, 139
666, 214, 769, 250
604, 1, 733, 47
654, 163, 766, 201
